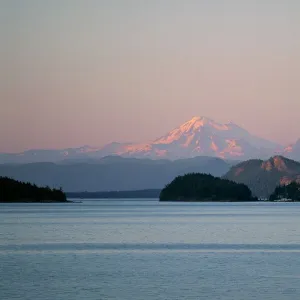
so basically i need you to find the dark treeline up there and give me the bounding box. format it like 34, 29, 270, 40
160, 173, 257, 201
67, 189, 161, 199
269, 181, 300, 201
0, 177, 67, 202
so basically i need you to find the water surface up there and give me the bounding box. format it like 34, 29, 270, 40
1, 200, 300, 299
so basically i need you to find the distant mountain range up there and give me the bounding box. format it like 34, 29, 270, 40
0, 156, 233, 192
224, 156, 300, 198
2, 154, 300, 198
0, 116, 299, 163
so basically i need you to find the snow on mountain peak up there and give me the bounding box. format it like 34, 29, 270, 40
186, 116, 226, 128
120, 116, 283, 159
189, 116, 212, 123
1, 116, 297, 163
153, 116, 230, 146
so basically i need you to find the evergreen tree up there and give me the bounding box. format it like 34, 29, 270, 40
160, 173, 256, 201
0, 177, 67, 202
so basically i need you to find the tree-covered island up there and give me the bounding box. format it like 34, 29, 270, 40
0, 177, 68, 203
159, 173, 257, 201
269, 181, 300, 201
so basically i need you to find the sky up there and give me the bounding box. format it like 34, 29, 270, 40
1, 0, 300, 152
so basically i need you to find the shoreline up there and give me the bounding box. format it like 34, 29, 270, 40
0, 199, 76, 203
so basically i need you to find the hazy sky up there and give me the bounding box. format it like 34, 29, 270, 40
1, 0, 300, 152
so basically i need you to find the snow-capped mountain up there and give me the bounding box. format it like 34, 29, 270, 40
0, 146, 103, 164
114, 116, 282, 159
0, 116, 297, 163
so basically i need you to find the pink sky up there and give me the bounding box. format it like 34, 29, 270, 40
1, 1, 300, 152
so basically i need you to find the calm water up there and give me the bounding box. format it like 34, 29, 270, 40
1, 200, 300, 300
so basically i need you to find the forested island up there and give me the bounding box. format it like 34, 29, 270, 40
0, 177, 68, 203
269, 181, 300, 201
159, 173, 257, 201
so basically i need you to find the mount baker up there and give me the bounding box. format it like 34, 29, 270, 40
1, 116, 299, 163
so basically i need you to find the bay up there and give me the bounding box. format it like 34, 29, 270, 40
1, 200, 300, 300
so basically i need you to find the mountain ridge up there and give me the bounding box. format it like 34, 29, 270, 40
117, 116, 282, 160
0, 116, 298, 163
223, 156, 300, 198
0, 156, 232, 192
